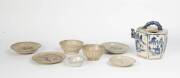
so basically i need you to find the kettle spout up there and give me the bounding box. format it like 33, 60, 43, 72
131, 28, 136, 39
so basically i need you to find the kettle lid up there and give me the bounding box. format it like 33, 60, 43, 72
137, 21, 168, 35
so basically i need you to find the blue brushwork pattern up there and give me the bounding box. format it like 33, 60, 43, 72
148, 35, 165, 55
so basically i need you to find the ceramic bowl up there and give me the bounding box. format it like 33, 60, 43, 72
82, 44, 105, 61
109, 55, 136, 67
102, 42, 129, 54
65, 53, 85, 67
32, 52, 65, 64
60, 40, 84, 54
11, 42, 41, 54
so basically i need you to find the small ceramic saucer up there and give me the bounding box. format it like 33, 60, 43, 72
102, 42, 129, 54
11, 42, 41, 54
32, 52, 65, 64
109, 55, 136, 67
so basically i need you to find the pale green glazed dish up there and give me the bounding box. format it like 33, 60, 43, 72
11, 42, 41, 54
32, 52, 65, 64
102, 42, 129, 54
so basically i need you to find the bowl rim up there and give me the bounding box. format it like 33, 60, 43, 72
82, 44, 105, 49
59, 39, 84, 45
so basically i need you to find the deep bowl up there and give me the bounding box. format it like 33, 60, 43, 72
82, 44, 105, 61
60, 40, 84, 54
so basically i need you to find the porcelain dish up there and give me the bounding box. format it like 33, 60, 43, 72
32, 52, 65, 64
109, 55, 136, 67
102, 42, 129, 54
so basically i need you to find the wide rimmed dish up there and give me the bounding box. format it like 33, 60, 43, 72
11, 42, 41, 54
109, 55, 136, 67
102, 42, 129, 54
32, 52, 65, 64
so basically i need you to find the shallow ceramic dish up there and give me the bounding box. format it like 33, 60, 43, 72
11, 42, 41, 54
82, 44, 105, 61
60, 40, 84, 54
102, 42, 129, 54
109, 55, 136, 67
32, 52, 65, 64
65, 53, 85, 67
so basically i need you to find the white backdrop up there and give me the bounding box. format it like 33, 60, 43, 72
0, 0, 180, 78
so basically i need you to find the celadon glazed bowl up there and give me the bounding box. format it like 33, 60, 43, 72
82, 44, 105, 61
60, 40, 84, 54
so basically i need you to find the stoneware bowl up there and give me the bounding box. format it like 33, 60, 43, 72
109, 55, 136, 67
11, 42, 41, 54
102, 42, 129, 54
32, 52, 65, 64
65, 53, 85, 67
60, 40, 84, 54
82, 44, 105, 61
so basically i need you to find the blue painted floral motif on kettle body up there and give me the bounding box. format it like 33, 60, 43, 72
148, 35, 165, 55
131, 21, 168, 59
135, 32, 146, 52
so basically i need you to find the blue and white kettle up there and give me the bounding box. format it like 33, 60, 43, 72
131, 21, 168, 59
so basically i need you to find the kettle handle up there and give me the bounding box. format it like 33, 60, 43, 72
143, 21, 162, 30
